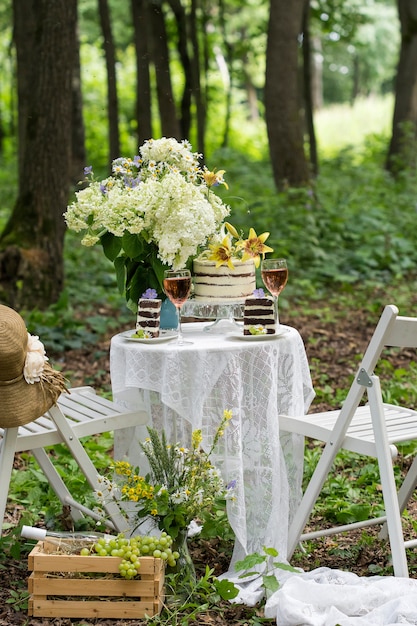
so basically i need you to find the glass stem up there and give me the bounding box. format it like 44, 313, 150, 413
275, 296, 280, 327
177, 306, 184, 345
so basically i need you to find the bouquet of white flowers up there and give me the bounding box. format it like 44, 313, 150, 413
64, 137, 230, 310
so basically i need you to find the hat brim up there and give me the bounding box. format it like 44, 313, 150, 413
0, 378, 58, 429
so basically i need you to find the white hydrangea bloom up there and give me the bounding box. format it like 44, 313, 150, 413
64, 137, 230, 270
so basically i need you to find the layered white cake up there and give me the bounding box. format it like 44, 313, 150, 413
193, 259, 256, 301
243, 295, 276, 335
136, 298, 162, 337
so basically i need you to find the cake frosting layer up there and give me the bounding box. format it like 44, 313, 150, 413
136, 298, 162, 337
193, 259, 256, 301
243, 296, 276, 334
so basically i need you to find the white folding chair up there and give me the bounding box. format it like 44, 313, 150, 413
0, 386, 149, 536
281, 304, 417, 577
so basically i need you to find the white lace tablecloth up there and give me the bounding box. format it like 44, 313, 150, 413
110, 323, 417, 624
110, 322, 314, 568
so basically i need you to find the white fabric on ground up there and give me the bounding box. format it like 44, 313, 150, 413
264, 567, 417, 626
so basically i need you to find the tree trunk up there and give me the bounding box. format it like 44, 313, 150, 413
302, 0, 318, 176
386, 0, 417, 173
167, 0, 192, 139
131, 0, 153, 145
71, 26, 86, 185
149, 0, 180, 139
0, 0, 76, 310
98, 0, 120, 166
189, 0, 206, 154
265, 0, 310, 190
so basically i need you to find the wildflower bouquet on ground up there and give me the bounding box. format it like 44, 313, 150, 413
64, 137, 230, 311
97, 410, 234, 540
196, 221, 274, 269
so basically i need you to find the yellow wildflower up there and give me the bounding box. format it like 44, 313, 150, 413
208, 236, 235, 269
192, 429, 203, 449
202, 168, 228, 189
223, 409, 233, 421
237, 228, 274, 268
224, 222, 240, 239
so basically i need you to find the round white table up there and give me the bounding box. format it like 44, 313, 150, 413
110, 321, 314, 585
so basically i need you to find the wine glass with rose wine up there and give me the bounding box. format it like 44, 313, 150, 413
163, 269, 193, 345
261, 258, 288, 327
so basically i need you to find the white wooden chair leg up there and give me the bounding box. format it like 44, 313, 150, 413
0, 428, 19, 537
31, 448, 85, 523
48, 406, 129, 533
369, 376, 409, 578
379, 452, 417, 540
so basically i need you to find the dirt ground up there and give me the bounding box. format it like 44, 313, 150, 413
1, 302, 416, 625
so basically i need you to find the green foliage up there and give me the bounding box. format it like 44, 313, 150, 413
235, 546, 299, 595
212, 133, 417, 299
147, 566, 238, 625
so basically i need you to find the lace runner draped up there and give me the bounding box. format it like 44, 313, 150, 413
110, 323, 314, 571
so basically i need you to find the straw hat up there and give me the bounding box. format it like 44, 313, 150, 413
0, 305, 67, 429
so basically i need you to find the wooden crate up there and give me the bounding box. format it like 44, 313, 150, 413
27, 539, 165, 619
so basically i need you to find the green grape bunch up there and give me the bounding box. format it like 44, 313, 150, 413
79, 532, 179, 580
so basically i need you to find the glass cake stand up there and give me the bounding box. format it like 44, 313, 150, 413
181, 298, 244, 332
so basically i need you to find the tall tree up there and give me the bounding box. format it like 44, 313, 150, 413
386, 0, 417, 172
302, 0, 318, 176
71, 26, 86, 184
265, 0, 310, 189
149, 0, 180, 138
98, 0, 120, 166
166, 0, 193, 139
131, 0, 153, 145
0, 0, 77, 309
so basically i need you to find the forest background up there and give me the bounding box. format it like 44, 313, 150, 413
0, 0, 416, 313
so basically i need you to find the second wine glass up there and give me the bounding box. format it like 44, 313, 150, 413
163, 269, 193, 346
261, 258, 288, 327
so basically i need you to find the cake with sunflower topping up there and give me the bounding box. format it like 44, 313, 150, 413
192, 223, 273, 302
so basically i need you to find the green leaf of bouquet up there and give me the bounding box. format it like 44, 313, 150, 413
114, 256, 127, 295
214, 579, 239, 600
128, 265, 149, 305
263, 546, 279, 557
122, 232, 145, 258
235, 553, 265, 571
263, 574, 280, 593
100, 231, 122, 261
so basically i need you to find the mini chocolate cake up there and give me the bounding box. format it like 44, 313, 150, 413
243, 296, 276, 335
136, 298, 162, 338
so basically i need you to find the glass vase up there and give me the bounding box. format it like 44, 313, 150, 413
160, 297, 179, 330
170, 528, 196, 584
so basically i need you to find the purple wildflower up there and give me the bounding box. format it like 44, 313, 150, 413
253, 288, 265, 298
142, 288, 158, 299
84, 165, 93, 177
